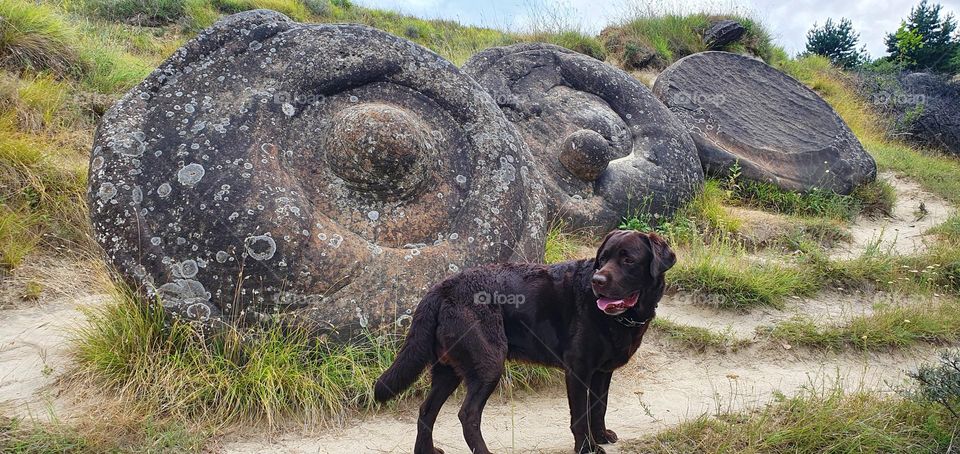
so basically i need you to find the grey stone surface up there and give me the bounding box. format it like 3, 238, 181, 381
703, 20, 746, 49
653, 51, 877, 194
463, 43, 704, 231
88, 10, 547, 338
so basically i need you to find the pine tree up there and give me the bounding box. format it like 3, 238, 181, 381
805, 18, 867, 68
884, 0, 960, 73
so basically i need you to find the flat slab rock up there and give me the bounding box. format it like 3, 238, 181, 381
88, 10, 547, 339
463, 43, 704, 230
653, 51, 877, 194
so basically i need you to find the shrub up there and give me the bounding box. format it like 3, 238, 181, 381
909, 349, 960, 416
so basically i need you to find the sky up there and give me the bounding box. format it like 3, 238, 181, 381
355, 0, 960, 59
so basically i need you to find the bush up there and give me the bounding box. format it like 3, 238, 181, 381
909, 350, 960, 416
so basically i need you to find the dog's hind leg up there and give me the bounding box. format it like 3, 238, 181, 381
415, 364, 462, 454
445, 322, 506, 454
457, 364, 502, 454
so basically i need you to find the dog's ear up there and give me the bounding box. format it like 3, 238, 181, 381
594, 230, 626, 270
643, 232, 676, 278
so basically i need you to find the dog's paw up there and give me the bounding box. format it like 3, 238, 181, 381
593, 429, 618, 444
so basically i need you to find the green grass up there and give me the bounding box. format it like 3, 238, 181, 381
601, 12, 778, 69
0, 0, 82, 76
0, 416, 91, 453
652, 318, 749, 352
669, 239, 818, 309
730, 179, 865, 221
0, 208, 39, 269
767, 298, 960, 350
71, 283, 562, 429
78, 0, 189, 25
625, 387, 955, 452
0, 414, 206, 453
931, 214, 960, 243
544, 222, 582, 264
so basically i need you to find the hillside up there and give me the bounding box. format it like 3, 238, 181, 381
2, 1, 960, 452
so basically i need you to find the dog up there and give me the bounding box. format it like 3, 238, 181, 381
374, 230, 675, 454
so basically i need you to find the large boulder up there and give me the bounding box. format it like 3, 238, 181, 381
860, 71, 960, 157
653, 51, 877, 194
463, 43, 704, 230
88, 10, 547, 339
703, 20, 746, 50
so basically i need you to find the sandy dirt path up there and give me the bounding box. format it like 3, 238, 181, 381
219, 342, 937, 454
832, 171, 953, 259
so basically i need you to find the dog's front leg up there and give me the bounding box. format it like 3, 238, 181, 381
588, 370, 617, 444
565, 367, 603, 454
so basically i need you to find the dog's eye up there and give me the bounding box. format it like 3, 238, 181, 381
622, 256, 634, 265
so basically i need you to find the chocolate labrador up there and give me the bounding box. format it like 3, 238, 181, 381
374, 230, 675, 454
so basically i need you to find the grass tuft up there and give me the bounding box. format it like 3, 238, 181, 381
767, 298, 960, 350
625, 385, 955, 452
669, 239, 818, 309
652, 318, 748, 352
544, 222, 582, 264
71, 283, 562, 428
0, 0, 82, 76
601, 12, 778, 69
79, 0, 188, 26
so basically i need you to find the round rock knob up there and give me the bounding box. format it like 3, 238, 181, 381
559, 129, 610, 181
325, 103, 436, 198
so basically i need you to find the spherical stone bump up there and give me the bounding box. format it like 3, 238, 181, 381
559, 129, 610, 181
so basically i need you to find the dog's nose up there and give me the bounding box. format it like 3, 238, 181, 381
591, 274, 607, 287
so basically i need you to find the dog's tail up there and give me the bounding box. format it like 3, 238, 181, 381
374, 292, 442, 403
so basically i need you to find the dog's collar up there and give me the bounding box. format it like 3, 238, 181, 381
613, 310, 651, 328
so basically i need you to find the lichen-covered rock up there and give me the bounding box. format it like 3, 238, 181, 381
859, 72, 960, 157
88, 10, 547, 338
463, 43, 704, 230
653, 51, 877, 194
703, 20, 746, 49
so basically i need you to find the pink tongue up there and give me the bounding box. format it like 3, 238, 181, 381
597, 293, 639, 313
596, 297, 625, 311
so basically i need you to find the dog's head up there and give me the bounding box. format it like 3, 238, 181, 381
590, 230, 676, 315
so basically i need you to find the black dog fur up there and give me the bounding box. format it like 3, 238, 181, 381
374, 230, 676, 453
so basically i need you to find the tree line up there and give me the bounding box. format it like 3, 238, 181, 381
805, 0, 959, 74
